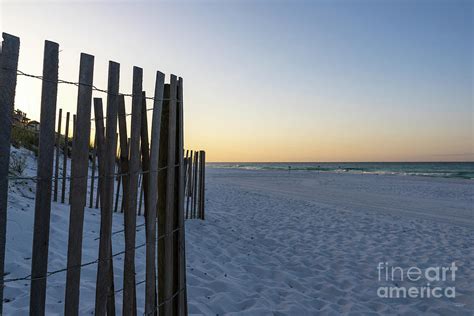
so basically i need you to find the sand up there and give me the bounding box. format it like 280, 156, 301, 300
3, 148, 474, 315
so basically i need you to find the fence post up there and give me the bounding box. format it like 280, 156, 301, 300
89, 134, 97, 208
117, 99, 130, 216
184, 150, 190, 219
61, 111, 70, 203
192, 151, 198, 219
72, 114, 76, 152
123, 66, 142, 315
199, 151, 206, 220
53, 108, 62, 201
114, 157, 121, 213
0, 32, 20, 315
94, 61, 120, 316
64, 53, 94, 315
157, 83, 171, 315
29, 39, 59, 315
183, 150, 189, 187
176, 77, 188, 314
69, 114, 76, 204
166, 75, 178, 313
186, 151, 193, 219
140, 91, 150, 219
144, 70, 164, 315
138, 176, 144, 215
93, 98, 117, 315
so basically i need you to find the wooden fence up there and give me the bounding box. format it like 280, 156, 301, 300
48, 109, 206, 221
0, 32, 206, 315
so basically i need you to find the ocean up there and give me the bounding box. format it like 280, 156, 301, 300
208, 162, 474, 179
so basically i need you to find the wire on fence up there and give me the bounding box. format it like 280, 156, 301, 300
2, 67, 182, 127
7, 163, 181, 182
144, 287, 186, 315
3, 225, 182, 284
2, 67, 180, 103
94, 223, 146, 241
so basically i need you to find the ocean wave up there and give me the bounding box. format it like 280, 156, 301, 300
208, 163, 474, 179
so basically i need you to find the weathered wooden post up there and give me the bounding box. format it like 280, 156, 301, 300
0, 32, 20, 315
140, 91, 150, 217
192, 151, 198, 219
186, 150, 193, 219
53, 108, 62, 201
199, 150, 206, 220
117, 100, 130, 215
93, 98, 116, 315
123, 66, 142, 315
183, 150, 189, 185
114, 154, 121, 213
72, 114, 76, 151
89, 134, 97, 208
94, 61, 120, 316
64, 53, 94, 315
184, 150, 190, 219
158, 83, 172, 315
69, 113, 76, 204
29, 39, 59, 315
176, 77, 188, 314
95, 157, 101, 209
61, 111, 70, 203
144, 71, 164, 315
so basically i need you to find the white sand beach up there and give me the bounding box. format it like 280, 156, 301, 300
185, 168, 473, 315
3, 148, 474, 315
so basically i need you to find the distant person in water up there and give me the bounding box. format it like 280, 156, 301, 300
288, 166, 291, 172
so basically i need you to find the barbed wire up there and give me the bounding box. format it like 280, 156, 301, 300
5, 66, 182, 126
144, 287, 186, 315
94, 223, 146, 241
7, 163, 180, 182
2, 226, 182, 284
10, 68, 178, 103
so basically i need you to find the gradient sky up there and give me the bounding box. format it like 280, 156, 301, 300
1, 0, 472, 162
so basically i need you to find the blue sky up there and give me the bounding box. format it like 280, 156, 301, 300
1, 0, 472, 161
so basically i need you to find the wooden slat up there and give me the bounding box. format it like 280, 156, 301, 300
186, 151, 193, 219
157, 83, 170, 315
94, 61, 120, 316
69, 114, 76, 204
140, 91, 150, 217
89, 134, 97, 208
144, 71, 164, 315
123, 66, 143, 315
138, 176, 144, 216
192, 151, 198, 219
0, 32, 20, 315
183, 151, 188, 187
61, 112, 70, 203
94, 98, 115, 315
184, 151, 190, 219
117, 100, 130, 216
166, 75, 178, 313
53, 108, 62, 201
176, 77, 188, 314
199, 151, 206, 220
29, 39, 59, 315
95, 162, 101, 209
64, 53, 94, 315
114, 154, 121, 213
93, 99, 106, 231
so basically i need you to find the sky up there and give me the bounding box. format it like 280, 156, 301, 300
1, 0, 472, 162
